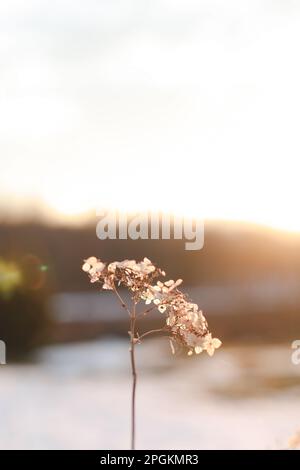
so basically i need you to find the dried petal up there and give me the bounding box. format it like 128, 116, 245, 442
82, 262, 91, 272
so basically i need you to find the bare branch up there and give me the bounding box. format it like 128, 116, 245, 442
113, 286, 131, 317
138, 327, 168, 341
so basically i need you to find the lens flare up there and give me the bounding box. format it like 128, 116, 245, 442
20, 254, 48, 290
0, 259, 22, 298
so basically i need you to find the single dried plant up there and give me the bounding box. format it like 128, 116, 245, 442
82, 256, 221, 449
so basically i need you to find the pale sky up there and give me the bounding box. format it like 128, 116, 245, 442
1, 0, 300, 229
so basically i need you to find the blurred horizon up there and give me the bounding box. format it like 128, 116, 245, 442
3, 201, 300, 235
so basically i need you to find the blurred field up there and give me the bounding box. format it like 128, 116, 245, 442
0, 338, 299, 450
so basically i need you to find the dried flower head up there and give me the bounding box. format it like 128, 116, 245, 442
82, 256, 221, 357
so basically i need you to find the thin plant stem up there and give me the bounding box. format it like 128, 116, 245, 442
130, 302, 137, 450
136, 305, 156, 319
113, 286, 131, 317
138, 327, 167, 341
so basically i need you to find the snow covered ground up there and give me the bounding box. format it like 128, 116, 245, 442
0, 338, 299, 449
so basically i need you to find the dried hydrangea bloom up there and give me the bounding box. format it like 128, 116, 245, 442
82, 256, 221, 450
82, 256, 221, 357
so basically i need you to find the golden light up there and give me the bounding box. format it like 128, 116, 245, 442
35, 158, 300, 233
0, 260, 22, 298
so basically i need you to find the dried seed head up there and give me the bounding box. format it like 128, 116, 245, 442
82, 256, 221, 357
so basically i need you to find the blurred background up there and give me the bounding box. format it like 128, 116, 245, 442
1, 0, 300, 449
